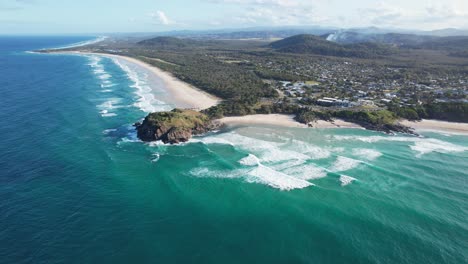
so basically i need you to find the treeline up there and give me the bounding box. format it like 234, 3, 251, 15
138, 52, 277, 100
203, 100, 298, 119
389, 102, 468, 122
270, 34, 397, 59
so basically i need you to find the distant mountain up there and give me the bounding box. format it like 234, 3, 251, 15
324, 31, 468, 54
137, 36, 199, 48
325, 31, 436, 45
270, 34, 396, 58
424, 28, 468, 37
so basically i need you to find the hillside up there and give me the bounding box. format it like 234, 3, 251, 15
137, 36, 199, 48
326, 32, 468, 54
270, 34, 395, 58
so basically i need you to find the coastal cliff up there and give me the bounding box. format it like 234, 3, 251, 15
135, 109, 221, 144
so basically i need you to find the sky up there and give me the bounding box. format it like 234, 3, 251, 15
1, 0, 468, 34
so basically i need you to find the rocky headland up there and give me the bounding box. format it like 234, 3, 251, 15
135, 109, 222, 144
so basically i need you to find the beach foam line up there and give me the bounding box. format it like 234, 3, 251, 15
331, 135, 468, 157
112, 58, 172, 113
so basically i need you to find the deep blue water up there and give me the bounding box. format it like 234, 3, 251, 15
1, 36, 467, 264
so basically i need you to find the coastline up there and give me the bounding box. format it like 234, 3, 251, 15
218, 114, 364, 129
219, 114, 307, 128
56, 51, 220, 110
44, 50, 468, 135
400, 119, 468, 135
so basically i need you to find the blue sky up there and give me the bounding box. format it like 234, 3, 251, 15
1, 0, 468, 34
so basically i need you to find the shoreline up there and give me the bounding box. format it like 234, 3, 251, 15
43, 51, 468, 135
52, 51, 220, 110
218, 114, 307, 128
400, 119, 468, 135
218, 114, 364, 129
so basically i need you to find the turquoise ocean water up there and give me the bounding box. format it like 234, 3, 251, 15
0, 36, 467, 263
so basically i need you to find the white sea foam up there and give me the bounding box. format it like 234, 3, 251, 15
102, 129, 117, 134
190, 165, 312, 191
151, 153, 160, 163
410, 139, 468, 157
332, 135, 468, 157
281, 164, 327, 180
96, 98, 124, 110
352, 148, 383, 161
101, 113, 117, 117
340, 175, 357, 186
194, 132, 335, 190
112, 58, 170, 113
239, 154, 260, 166
246, 165, 313, 191
330, 156, 362, 172
287, 140, 331, 159
101, 83, 116, 88
88, 56, 102, 67
98, 73, 112, 80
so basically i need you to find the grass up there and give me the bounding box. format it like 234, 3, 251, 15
146, 109, 209, 129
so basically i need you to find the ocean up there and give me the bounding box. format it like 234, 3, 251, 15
0, 36, 467, 264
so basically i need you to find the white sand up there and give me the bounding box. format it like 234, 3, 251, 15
219, 114, 307, 128
219, 114, 363, 129
309, 119, 363, 129
400, 119, 468, 135
67, 52, 220, 110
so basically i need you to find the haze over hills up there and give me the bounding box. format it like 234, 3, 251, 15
108, 26, 468, 42
269, 34, 396, 58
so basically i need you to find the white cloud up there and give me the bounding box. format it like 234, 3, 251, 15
208, 0, 325, 26
204, 0, 468, 30
209, 0, 301, 7
356, 1, 468, 29
150, 10, 172, 25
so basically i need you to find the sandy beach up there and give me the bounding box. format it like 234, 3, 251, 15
219, 114, 307, 127
66, 51, 220, 110
49, 51, 468, 134
400, 119, 468, 135
219, 114, 364, 129
309, 119, 363, 129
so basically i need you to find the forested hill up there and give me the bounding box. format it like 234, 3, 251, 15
269, 34, 396, 58
325, 32, 468, 56
137, 37, 199, 48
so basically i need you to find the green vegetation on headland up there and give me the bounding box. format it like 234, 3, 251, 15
135, 109, 220, 144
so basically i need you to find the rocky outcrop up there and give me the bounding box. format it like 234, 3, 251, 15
360, 122, 417, 135
135, 109, 222, 144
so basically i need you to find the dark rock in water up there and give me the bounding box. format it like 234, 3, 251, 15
135, 109, 222, 144
360, 122, 417, 136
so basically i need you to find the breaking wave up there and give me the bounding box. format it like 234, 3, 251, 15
352, 148, 383, 161
112, 58, 171, 113
340, 175, 357, 186
188, 132, 337, 190
332, 135, 468, 157
330, 156, 362, 172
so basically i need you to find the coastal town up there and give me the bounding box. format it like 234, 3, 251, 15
256, 57, 468, 110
